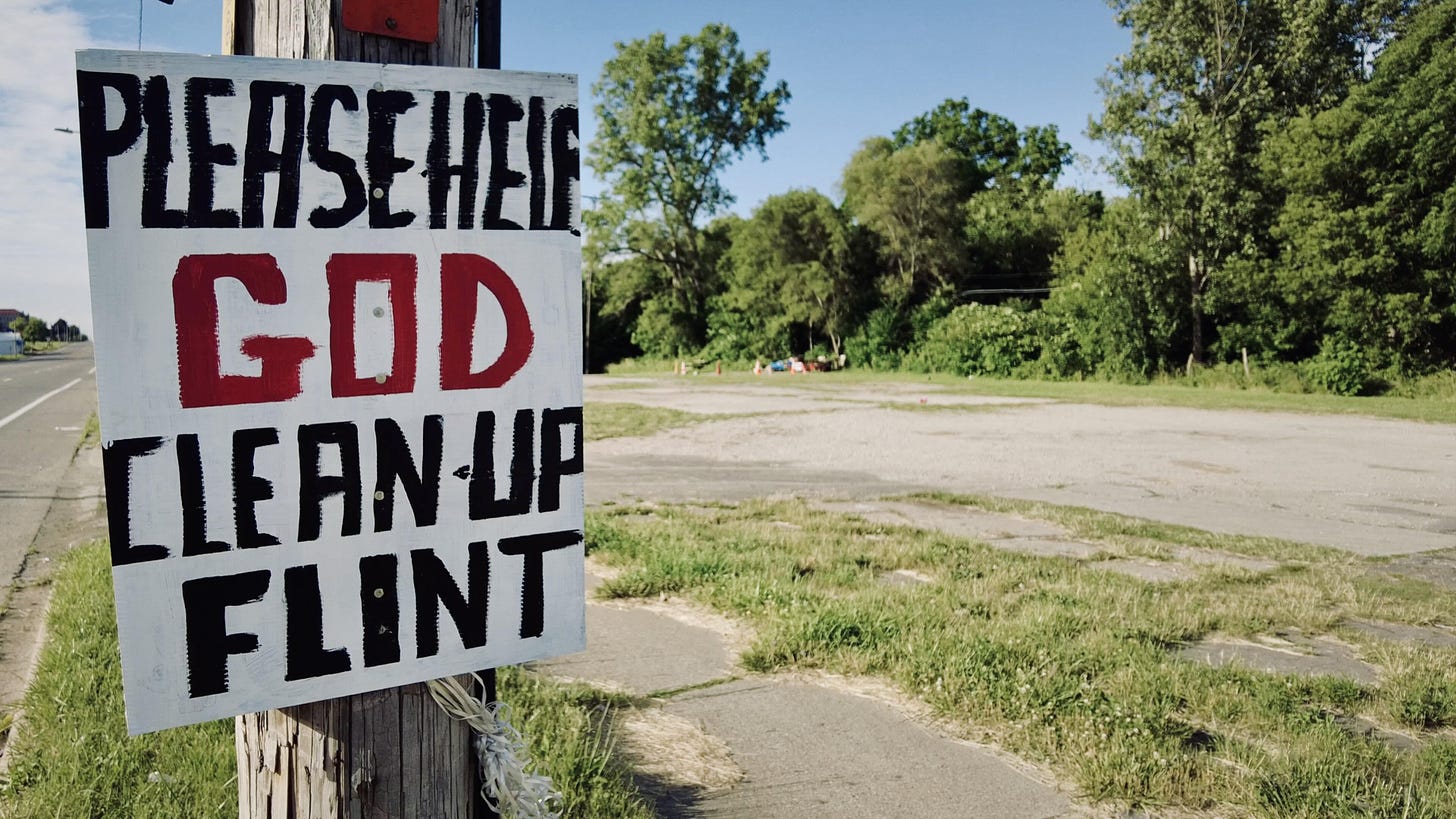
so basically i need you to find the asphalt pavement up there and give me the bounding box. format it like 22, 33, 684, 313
0, 344, 100, 591
0, 345, 107, 728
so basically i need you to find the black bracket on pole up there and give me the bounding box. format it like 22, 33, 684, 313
476, 0, 501, 69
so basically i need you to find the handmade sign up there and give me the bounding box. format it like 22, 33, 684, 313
76, 50, 583, 734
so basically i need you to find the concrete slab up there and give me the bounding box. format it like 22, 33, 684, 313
0, 431, 106, 770
818, 500, 1069, 541
1091, 559, 1198, 583
588, 380, 1456, 556
664, 678, 1078, 819
1346, 619, 1456, 649
539, 564, 1084, 817
587, 454, 920, 505
1331, 713, 1424, 752
1375, 549, 1456, 591
1178, 635, 1380, 685
536, 601, 734, 696
995, 538, 1104, 560
819, 500, 1112, 564
820, 501, 1286, 577
1169, 547, 1280, 574
584, 384, 862, 414
845, 393, 1045, 408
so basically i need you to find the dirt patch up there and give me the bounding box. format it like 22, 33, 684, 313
878, 568, 934, 588
616, 708, 743, 793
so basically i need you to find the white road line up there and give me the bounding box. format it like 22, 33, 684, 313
0, 378, 83, 432
88, 367, 96, 375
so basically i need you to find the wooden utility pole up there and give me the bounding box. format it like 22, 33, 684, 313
223, 2, 498, 816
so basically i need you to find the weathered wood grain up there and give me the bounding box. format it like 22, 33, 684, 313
229, 2, 481, 815
238, 678, 479, 818
234, 0, 471, 65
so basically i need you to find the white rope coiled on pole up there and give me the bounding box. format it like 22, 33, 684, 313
427, 674, 563, 819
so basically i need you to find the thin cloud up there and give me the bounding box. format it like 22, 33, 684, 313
0, 0, 98, 333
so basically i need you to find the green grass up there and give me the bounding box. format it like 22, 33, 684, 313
0, 542, 654, 818
586, 499, 1456, 816
586, 401, 717, 441
0, 542, 236, 819
75, 410, 100, 455
941, 375, 1456, 424
593, 368, 1456, 424
496, 669, 656, 818
603, 357, 738, 375
918, 492, 1340, 564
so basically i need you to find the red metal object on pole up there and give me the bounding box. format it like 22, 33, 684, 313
342, 0, 441, 43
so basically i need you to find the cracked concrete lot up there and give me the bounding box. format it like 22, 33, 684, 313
586, 375, 1456, 557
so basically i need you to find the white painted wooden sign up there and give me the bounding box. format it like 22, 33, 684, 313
76, 50, 583, 734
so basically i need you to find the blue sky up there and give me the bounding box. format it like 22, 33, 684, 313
1, 0, 1131, 333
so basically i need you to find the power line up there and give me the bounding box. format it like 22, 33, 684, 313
957, 287, 1055, 297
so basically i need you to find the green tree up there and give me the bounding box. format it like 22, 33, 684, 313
713, 189, 868, 357
1040, 198, 1188, 379
840, 137, 968, 301
893, 97, 1072, 193
1093, 0, 1395, 365
846, 102, 1077, 336
963, 187, 1105, 293
12, 316, 48, 344
1266, 0, 1456, 373
586, 23, 790, 354
588, 215, 741, 361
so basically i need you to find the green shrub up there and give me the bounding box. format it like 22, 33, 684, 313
1385, 369, 1456, 400
903, 302, 1040, 377
1153, 361, 1313, 393
1037, 199, 1188, 381
1304, 337, 1377, 396
845, 302, 909, 369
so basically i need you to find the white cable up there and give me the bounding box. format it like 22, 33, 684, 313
426, 674, 563, 819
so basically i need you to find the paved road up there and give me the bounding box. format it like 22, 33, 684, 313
0, 344, 99, 592
586, 377, 1456, 557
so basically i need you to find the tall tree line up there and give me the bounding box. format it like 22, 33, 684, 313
586, 3, 1454, 393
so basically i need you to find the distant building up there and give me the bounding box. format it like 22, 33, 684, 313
0, 331, 23, 356
0, 308, 23, 332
